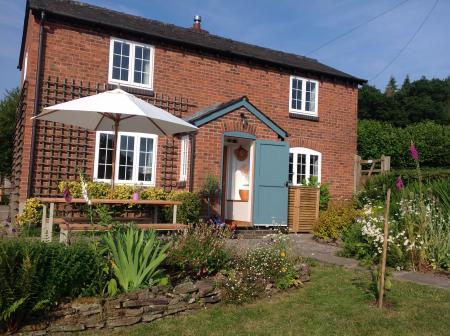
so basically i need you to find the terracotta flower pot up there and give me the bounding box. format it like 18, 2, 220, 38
239, 189, 249, 201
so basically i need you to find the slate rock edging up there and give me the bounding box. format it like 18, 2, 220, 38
18, 279, 220, 335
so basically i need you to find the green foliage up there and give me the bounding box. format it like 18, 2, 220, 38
358, 77, 450, 126
0, 239, 106, 332
57, 180, 201, 223
358, 120, 450, 169
222, 234, 300, 304
314, 203, 363, 240
164, 192, 202, 224
15, 198, 42, 228
368, 266, 392, 302
319, 184, 330, 210
200, 173, 220, 198
103, 227, 169, 293
0, 88, 20, 178
358, 171, 450, 216
167, 222, 231, 279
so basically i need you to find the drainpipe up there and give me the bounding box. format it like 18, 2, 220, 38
27, 10, 45, 198
188, 133, 196, 192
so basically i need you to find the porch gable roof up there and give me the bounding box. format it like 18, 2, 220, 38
184, 97, 288, 139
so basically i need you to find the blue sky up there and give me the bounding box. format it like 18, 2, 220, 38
1, 0, 449, 94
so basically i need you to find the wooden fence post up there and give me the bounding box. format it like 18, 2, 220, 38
378, 188, 391, 309
354, 155, 362, 192
382, 155, 391, 174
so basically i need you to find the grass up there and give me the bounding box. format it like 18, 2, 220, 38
102, 263, 450, 336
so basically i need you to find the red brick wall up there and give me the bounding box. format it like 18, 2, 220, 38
15, 12, 358, 208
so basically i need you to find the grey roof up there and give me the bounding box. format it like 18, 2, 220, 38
22, 0, 366, 84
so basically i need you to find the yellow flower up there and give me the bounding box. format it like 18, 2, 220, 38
281, 267, 287, 273
280, 251, 286, 258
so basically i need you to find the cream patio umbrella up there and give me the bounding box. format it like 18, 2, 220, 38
32, 88, 198, 188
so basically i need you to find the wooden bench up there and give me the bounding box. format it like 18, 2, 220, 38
58, 222, 188, 243
37, 198, 184, 243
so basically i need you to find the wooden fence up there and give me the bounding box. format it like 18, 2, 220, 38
288, 186, 320, 233
354, 155, 391, 192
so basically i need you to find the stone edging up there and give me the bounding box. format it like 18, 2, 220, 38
19, 279, 220, 335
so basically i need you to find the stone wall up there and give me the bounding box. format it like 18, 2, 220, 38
19, 279, 220, 335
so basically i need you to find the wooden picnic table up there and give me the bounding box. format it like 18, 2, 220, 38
37, 198, 183, 243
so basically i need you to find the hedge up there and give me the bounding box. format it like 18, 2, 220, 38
358, 120, 450, 168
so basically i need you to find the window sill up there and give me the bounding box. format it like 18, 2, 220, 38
289, 112, 319, 122
107, 83, 154, 97
93, 178, 156, 187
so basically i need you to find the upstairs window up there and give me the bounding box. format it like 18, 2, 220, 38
288, 147, 321, 185
109, 38, 154, 90
94, 131, 157, 186
289, 76, 319, 116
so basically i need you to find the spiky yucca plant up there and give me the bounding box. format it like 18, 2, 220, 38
103, 227, 169, 293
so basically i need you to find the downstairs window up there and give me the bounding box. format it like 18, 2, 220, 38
94, 131, 157, 186
288, 147, 321, 185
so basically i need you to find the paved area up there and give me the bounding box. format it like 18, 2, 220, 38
228, 233, 450, 291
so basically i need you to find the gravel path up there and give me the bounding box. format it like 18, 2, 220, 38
227, 233, 450, 291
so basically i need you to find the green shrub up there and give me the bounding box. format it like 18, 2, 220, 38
314, 204, 363, 240
358, 120, 450, 169
358, 172, 450, 216
164, 192, 202, 224
15, 198, 42, 228
0, 239, 106, 332
103, 227, 169, 294
57, 180, 201, 223
167, 222, 231, 279
319, 184, 330, 210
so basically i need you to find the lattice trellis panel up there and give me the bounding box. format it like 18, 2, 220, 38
32, 77, 195, 197
9, 82, 29, 215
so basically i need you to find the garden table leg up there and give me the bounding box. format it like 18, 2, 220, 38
154, 206, 158, 223
41, 204, 47, 242
173, 204, 177, 224
48, 202, 54, 242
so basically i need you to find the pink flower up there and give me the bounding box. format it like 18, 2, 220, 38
63, 184, 72, 202
396, 176, 404, 190
410, 142, 419, 161
132, 192, 140, 201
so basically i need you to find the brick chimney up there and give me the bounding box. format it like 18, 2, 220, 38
192, 15, 202, 31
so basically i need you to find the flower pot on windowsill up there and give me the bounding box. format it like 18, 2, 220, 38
239, 189, 249, 202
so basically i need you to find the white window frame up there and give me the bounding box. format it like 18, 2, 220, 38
23, 52, 28, 82
289, 76, 319, 116
179, 136, 189, 182
93, 131, 158, 186
289, 147, 321, 185
108, 37, 155, 90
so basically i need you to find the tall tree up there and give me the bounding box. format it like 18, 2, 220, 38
0, 88, 20, 179
385, 76, 397, 97
358, 76, 450, 126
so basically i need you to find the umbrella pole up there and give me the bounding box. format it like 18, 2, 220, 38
111, 118, 120, 192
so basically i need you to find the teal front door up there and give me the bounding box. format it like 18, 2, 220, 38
252, 140, 289, 226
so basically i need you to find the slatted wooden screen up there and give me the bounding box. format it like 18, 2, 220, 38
288, 186, 319, 233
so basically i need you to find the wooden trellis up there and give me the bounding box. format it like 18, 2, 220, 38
9, 82, 28, 216
32, 77, 196, 197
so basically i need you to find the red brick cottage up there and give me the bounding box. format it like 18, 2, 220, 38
11, 0, 366, 226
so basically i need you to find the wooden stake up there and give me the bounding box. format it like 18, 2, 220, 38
378, 188, 391, 309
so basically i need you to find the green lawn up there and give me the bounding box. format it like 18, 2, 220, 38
106, 264, 450, 336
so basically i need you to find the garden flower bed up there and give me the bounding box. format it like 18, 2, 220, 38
313, 142, 450, 274
0, 223, 310, 334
